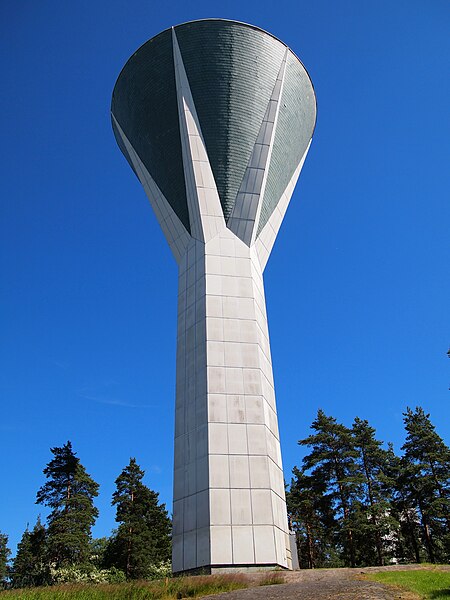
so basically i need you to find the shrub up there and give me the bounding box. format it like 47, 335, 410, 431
49, 565, 126, 585
145, 560, 172, 580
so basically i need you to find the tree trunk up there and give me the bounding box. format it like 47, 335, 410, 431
418, 500, 435, 563
65, 479, 71, 513
428, 457, 450, 530
305, 522, 314, 569
126, 527, 132, 579
404, 507, 420, 563
126, 490, 135, 578
333, 456, 355, 567
362, 451, 384, 566
423, 520, 434, 563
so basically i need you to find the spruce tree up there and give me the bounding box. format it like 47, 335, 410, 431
105, 458, 171, 579
36, 441, 99, 567
298, 410, 362, 567
12, 517, 48, 588
0, 532, 11, 588
12, 529, 32, 588
401, 407, 450, 562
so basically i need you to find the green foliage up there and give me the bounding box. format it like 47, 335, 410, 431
351, 417, 399, 566
298, 409, 362, 567
386, 443, 426, 564
12, 517, 49, 588
4, 404, 449, 590
89, 538, 109, 569
144, 560, 172, 580
290, 407, 450, 569
287, 468, 337, 568
36, 441, 99, 568
104, 458, 171, 579
401, 407, 450, 563
0, 531, 11, 587
367, 568, 450, 599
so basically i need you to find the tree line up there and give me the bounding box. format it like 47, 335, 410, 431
287, 407, 450, 569
1, 406, 449, 588
0, 443, 171, 588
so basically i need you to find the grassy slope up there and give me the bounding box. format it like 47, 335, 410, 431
368, 569, 450, 599
0, 573, 284, 600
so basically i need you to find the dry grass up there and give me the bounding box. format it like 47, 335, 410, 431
1, 572, 285, 599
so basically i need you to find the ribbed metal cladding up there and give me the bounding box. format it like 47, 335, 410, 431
174, 20, 285, 221
111, 28, 190, 233
111, 19, 316, 241
257, 51, 316, 235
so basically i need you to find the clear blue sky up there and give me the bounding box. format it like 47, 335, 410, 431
1, 1, 449, 556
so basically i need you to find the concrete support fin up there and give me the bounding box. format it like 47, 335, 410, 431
172, 29, 226, 243
227, 50, 288, 247
111, 114, 190, 263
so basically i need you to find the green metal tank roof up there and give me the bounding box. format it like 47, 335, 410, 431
111, 19, 316, 237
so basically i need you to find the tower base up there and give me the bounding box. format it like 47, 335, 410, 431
174, 563, 290, 576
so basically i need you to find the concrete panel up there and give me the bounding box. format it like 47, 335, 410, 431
254, 526, 277, 563
247, 424, 268, 455
228, 423, 248, 454
231, 489, 252, 525
172, 534, 183, 573
197, 490, 210, 529
183, 494, 197, 532
232, 526, 255, 564
208, 422, 228, 454
229, 455, 250, 488
197, 527, 211, 566
251, 489, 273, 525
249, 455, 270, 488
210, 489, 231, 525
208, 394, 227, 422
209, 455, 230, 488
210, 526, 232, 564
183, 530, 197, 571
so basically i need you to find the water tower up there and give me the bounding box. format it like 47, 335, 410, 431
111, 19, 316, 573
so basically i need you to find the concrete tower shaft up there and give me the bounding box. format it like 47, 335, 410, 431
112, 19, 316, 573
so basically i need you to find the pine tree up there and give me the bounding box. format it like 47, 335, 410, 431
401, 407, 450, 562
287, 467, 337, 568
352, 417, 398, 566
386, 445, 424, 564
105, 458, 171, 579
12, 517, 48, 588
36, 441, 99, 568
0, 532, 11, 588
299, 410, 362, 567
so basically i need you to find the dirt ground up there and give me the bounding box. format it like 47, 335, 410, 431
202, 565, 435, 600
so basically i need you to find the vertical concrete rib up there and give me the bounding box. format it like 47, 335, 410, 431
172, 29, 225, 244
255, 140, 311, 271
111, 115, 190, 263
